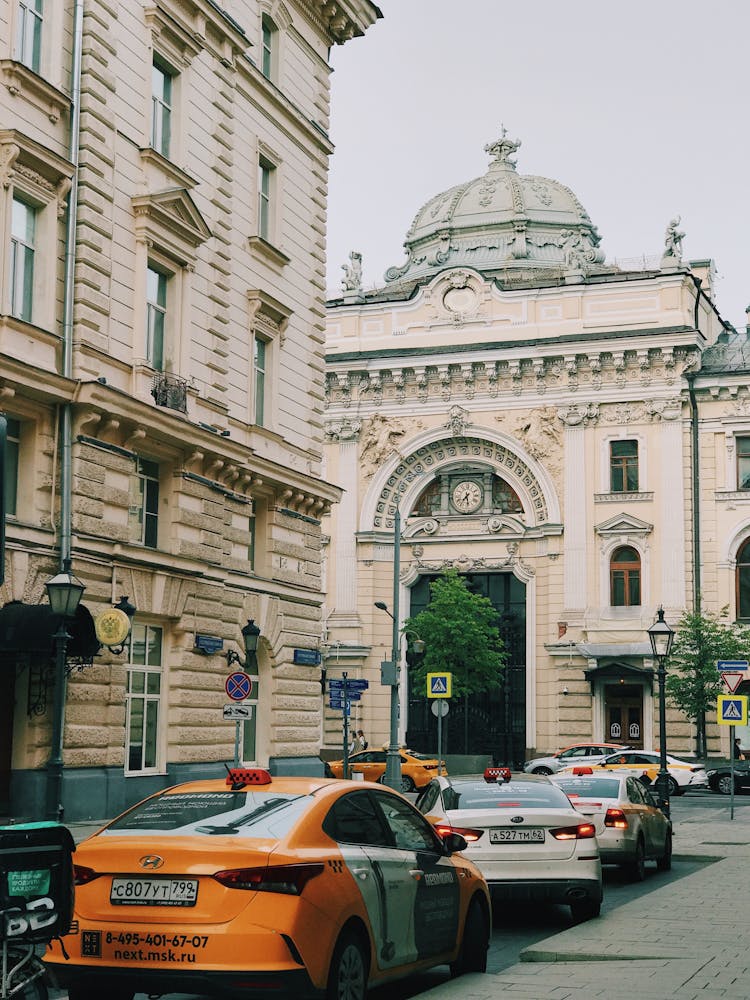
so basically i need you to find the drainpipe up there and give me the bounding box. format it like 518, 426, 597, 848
59, 0, 84, 569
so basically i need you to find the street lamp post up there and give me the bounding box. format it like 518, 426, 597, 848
45, 559, 85, 821
647, 606, 675, 817
376, 505, 402, 790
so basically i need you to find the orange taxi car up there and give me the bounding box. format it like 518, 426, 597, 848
325, 748, 447, 791
45, 768, 490, 1000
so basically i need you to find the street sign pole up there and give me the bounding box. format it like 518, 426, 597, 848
342, 672, 350, 779
234, 720, 240, 768
731, 723, 736, 821
438, 709, 442, 775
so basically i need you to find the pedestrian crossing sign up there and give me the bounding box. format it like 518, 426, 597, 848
717, 694, 748, 726
427, 672, 452, 699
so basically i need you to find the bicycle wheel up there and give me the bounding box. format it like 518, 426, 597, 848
4, 951, 49, 1000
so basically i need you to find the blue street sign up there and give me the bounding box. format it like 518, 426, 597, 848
329, 691, 361, 701
328, 679, 368, 690
329, 699, 353, 711
293, 648, 322, 666
717, 660, 749, 672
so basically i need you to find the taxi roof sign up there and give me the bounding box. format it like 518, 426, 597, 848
427, 672, 452, 698
717, 694, 749, 726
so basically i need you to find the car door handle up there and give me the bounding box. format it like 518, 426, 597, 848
351, 868, 369, 880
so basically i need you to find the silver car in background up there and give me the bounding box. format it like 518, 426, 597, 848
524, 742, 629, 776
551, 770, 672, 881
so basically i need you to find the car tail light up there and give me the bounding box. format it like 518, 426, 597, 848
690, 766, 703, 773
433, 823, 484, 843
550, 823, 597, 840
213, 863, 324, 895
73, 865, 101, 886
604, 808, 628, 829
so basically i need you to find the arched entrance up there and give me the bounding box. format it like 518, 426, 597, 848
405, 572, 526, 767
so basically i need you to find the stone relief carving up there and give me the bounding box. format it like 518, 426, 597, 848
325, 418, 362, 442
445, 405, 469, 438
645, 398, 683, 421
513, 407, 562, 460
557, 402, 600, 427
359, 414, 406, 476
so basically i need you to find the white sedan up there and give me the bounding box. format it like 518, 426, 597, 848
556, 749, 708, 796
415, 768, 602, 921
551, 770, 672, 881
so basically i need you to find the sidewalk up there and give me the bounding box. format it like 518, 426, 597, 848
423, 798, 750, 1000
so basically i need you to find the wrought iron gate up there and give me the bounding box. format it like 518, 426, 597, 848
405, 572, 527, 768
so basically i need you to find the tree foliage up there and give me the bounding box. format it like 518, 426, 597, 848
665, 606, 750, 754
402, 570, 506, 698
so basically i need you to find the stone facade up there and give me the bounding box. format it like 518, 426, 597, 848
0, 0, 380, 820
323, 136, 748, 764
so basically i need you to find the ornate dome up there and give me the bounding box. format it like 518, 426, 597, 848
385, 130, 604, 285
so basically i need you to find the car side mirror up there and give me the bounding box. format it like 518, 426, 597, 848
442, 832, 468, 855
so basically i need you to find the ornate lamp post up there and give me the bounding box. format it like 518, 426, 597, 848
225, 619, 261, 671
45, 559, 85, 821
647, 606, 675, 816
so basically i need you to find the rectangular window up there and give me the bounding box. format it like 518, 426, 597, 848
10, 197, 36, 322
253, 337, 266, 427
151, 60, 173, 158
126, 623, 163, 773
3, 418, 20, 517
610, 440, 639, 492
16, 0, 43, 72
130, 458, 160, 548
146, 266, 167, 371
261, 15, 274, 79
258, 159, 273, 241
738, 438, 750, 490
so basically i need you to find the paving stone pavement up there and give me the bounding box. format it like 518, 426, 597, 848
420, 800, 750, 1000
61, 801, 750, 1000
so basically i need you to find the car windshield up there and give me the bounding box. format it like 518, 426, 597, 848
104, 791, 313, 837
554, 777, 622, 799
444, 780, 572, 810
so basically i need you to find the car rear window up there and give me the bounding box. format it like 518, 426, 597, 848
554, 778, 622, 799
444, 781, 572, 810
104, 791, 312, 838
404, 751, 434, 761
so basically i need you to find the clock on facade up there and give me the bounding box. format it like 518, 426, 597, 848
452, 480, 483, 513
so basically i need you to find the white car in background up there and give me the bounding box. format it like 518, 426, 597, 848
551, 770, 672, 881
556, 749, 708, 796
415, 768, 602, 922
524, 742, 629, 775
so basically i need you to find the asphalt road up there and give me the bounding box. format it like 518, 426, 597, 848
52, 788, 744, 1000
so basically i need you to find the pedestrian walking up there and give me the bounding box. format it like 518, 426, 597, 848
356, 729, 368, 751
734, 737, 746, 760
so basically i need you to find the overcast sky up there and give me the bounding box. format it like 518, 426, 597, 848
326, 1, 748, 330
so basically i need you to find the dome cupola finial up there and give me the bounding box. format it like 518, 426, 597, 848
484, 125, 521, 169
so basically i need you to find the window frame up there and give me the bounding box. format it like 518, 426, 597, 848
257, 157, 274, 243
610, 439, 639, 493
125, 622, 165, 775
130, 457, 160, 549
9, 195, 37, 323
15, 0, 43, 73
260, 13, 276, 80
610, 545, 642, 607
3, 417, 21, 518
145, 264, 168, 371
737, 437, 750, 491
736, 537, 750, 620
150, 57, 174, 159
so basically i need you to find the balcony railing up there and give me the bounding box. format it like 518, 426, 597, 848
151, 372, 188, 413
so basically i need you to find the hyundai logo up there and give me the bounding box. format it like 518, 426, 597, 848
510, 816, 524, 824
139, 855, 164, 869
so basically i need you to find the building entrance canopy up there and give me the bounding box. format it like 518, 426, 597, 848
0, 602, 100, 661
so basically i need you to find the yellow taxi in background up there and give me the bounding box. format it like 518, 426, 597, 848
45, 768, 490, 1000
325, 748, 447, 792
557, 749, 708, 796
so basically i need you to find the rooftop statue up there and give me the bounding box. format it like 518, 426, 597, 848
341, 250, 363, 293
663, 217, 685, 262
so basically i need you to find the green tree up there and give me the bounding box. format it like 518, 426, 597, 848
403, 571, 507, 750
665, 605, 750, 757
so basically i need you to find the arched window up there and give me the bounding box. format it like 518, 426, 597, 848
610, 546, 641, 607
737, 538, 750, 620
